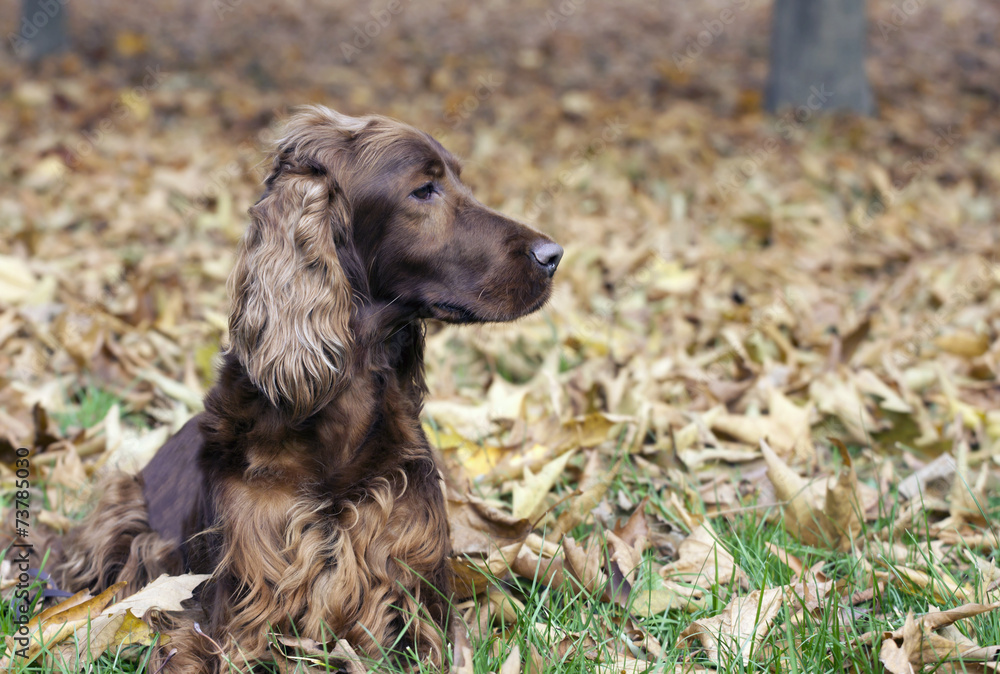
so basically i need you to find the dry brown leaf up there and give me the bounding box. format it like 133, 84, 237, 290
677, 588, 784, 668
783, 577, 837, 615
452, 540, 525, 600
875, 564, 972, 604
563, 535, 607, 595
762, 439, 862, 551
48, 613, 126, 670
660, 522, 747, 591
451, 620, 475, 674
632, 574, 708, 616
808, 370, 882, 443
5, 581, 126, 664
550, 451, 617, 537
510, 534, 566, 587
763, 542, 804, 577
607, 500, 649, 582
499, 644, 521, 674
708, 389, 814, 462
879, 604, 1000, 674
448, 488, 532, 556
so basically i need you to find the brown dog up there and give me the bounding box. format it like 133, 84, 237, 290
53, 106, 562, 672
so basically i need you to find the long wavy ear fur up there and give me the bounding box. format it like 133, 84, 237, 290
227, 107, 368, 417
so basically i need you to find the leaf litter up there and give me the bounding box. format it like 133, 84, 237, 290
1, 0, 1000, 670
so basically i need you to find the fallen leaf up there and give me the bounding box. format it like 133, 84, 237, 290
660, 522, 747, 591
934, 330, 990, 358
99, 574, 209, 618
677, 588, 784, 668
512, 449, 575, 520
762, 439, 862, 551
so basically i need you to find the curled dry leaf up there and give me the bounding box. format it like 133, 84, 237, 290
448, 487, 533, 557
511, 533, 566, 588
275, 636, 367, 673
5, 574, 212, 669
100, 572, 211, 617
550, 450, 618, 537
878, 604, 1000, 674
450, 619, 475, 674
452, 540, 525, 600
677, 587, 784, 668
3, 581, 127, 665
604, 499, 651, 605
448, 486, 532, 598
563, 535, 607, 595
762, 438, 863, 552
710, 388, 815, 463
660, 521, 747, 591
48, 613, 126, 670
49, 610, 158, 670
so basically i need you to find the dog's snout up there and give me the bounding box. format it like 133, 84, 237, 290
530, 241, 563, 277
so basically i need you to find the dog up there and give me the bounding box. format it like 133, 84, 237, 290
52, 106, 562, 672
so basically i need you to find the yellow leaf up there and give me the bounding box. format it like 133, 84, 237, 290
512, 450, 575, 520
114, 31, 148, 57
934, 330, 990, 358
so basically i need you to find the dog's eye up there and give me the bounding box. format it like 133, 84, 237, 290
410, 183, 436, 201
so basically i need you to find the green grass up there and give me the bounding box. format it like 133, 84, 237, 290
3, 456, 997, 673
51, 384, 148, 435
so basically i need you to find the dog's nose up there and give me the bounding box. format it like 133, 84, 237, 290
530, 241, 563, 277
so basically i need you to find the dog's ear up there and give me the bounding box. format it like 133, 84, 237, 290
227, 107, 367, 417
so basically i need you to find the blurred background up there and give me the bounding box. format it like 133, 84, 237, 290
2, 1, 1000, 670
0, 0, 998, 484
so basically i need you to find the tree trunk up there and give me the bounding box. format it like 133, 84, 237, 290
765, 0, 874, 115
15, 0, 68, 61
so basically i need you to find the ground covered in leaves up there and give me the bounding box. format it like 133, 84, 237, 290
1, 0, 1000, 671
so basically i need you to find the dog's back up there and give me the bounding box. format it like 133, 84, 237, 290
142, 416, 211, 571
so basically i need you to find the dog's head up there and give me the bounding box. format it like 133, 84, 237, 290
227, 106, 562, 415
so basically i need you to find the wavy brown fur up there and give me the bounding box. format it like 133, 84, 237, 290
52, 106, 561, 673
